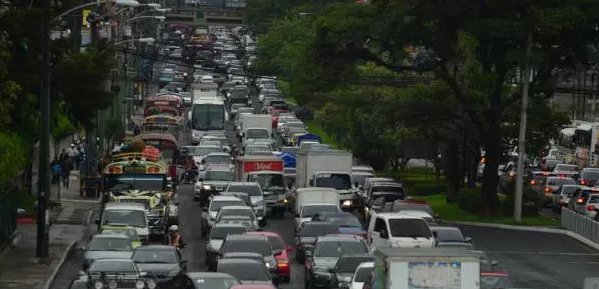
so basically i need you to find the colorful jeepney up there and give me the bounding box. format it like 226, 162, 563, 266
144, 93, 184, 117
102, 153, 177, 238
131, 133, 180, 182
142, 115, 181, 137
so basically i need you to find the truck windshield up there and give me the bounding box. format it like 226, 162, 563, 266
301, 205, 338, 218
205, 171, 234, 181
102, 210, 146, 228
314, 173, 351, 190
249, 174, 284, 190
192, 103, 225, 130
246, 129, 269, 139
388, 219, 432, 238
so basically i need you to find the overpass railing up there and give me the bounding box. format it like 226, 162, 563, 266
561, 207, 599, 244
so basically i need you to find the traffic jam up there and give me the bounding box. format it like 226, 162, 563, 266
71, 25, 523, 289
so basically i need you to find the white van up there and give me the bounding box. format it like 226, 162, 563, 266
294, 187, 339, 213
99, 203, 149, 243
367, 213, 435, 249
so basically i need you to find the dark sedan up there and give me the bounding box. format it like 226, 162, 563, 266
131, 245, 187, 286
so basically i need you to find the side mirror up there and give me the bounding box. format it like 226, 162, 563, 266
273, 249, 283, 256
354, 182, 359, 188
464, 237, 472, 242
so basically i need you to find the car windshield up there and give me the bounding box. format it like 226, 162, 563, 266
335, 257, 373, 273
223, 239, 272, 256
547, 178, 575, 186
388, 219, 432, 238
104, 175, 165, 191
266, 235, 285, 250
188, 146, 222, 157
433, 228, 464, 241
555, 164, 577, 172
480, 275, 513, 289
302, 205, 339, 218
220, 208, 254, 219
193, 277, 239, 289
581, 171, 599, 179
205, 155, 231, 164
589, 195, 599, 203
103, 210, 146, 228
354, 266, 373, 282
300, 224, 338, 237
211, 201, 246, 212
314, 173, 352, 190
210, 226, 247, 239
315, 241, 367, 257
101, 229, 137, 240
205, 171, 234, 181
227, 185, 262, 196
218, 263, 270, 281
89, 260, 136, 273
132, 249, 178, 263
246, 129, 269, 139
249, 174, 284, 190
286, 122, 305, 128
88, 237, 131, 251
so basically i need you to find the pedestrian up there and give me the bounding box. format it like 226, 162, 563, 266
66, 144, 77, 170
50, 158, 61, 185
75, 146, 84, 170
60, 151, 72, 188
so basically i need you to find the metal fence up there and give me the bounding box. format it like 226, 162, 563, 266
561, 207, 599, 244
0, 193, 17, 245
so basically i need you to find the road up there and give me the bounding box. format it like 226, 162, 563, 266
50, 65, 599, 289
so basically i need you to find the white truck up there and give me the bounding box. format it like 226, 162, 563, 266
293, 187, 339, 230
295, 148, 356, 210
373, 247, 481, 289
240, 114, 273, 148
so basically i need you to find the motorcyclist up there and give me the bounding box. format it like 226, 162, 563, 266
181, 156, 198, 183
168, 225, 185, 249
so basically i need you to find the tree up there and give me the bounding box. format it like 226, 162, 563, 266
0, 133, 28, 184
53, 47, 116, 129
278, 0, 599, 215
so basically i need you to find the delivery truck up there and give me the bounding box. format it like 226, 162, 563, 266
235, 156, 286, 216
372, 247, 481, 289
295, 148, 356, 210
240, 114, 273, 148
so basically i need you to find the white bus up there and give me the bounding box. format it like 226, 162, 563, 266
190, 97, 227, 144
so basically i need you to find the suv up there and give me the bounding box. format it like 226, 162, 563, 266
215, 234, 282, 275
195, 168, 235, 205
305, 235, 369, 289
578, 168, 599, 186
225, 182, 266, 226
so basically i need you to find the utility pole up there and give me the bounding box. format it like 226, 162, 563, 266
514, 30, 532, 223
37, 0, 51, 257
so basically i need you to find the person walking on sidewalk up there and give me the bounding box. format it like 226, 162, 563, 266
66, 143, 78, 170
60, 150, 73, 188
51, 158, 62, 185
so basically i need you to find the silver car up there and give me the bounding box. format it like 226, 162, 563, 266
83, 234, 133, 270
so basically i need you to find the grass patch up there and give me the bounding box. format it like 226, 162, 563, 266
304, 120, 338, 148
413, 194, 559, 226
279, 80, 297, 105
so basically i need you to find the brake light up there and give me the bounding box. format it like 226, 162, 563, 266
580, 179, 587, 185
544, 187, 552, 192
277, 258, 289, 266
577, 197, 585, 204
587, 205, 596, 211
530, 180, 537, 185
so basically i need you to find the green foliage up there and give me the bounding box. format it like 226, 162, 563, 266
412, 183, 448, 196
458, 187, 483, 214
53, 48, 116, 128
52, 107, 77, 141
0, 133, 27, 184
105, 116, 124, 144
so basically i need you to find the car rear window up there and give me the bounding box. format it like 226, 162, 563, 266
335, 257, 374, 273
582, 171, 599, 179
589, 195, 599, 203
547, 178, 576, 186
223, 239, 272, 256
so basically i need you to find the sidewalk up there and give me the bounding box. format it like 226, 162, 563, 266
0, 137, 100, 289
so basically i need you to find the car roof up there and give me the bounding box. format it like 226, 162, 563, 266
225, 234, 267, 241
218, 258, 263, 265
429, 226, 461, 232
206, 152, 231, 157
212, 196, 244, 202
104, 203, 146, 210
374, 212, 429, 220
230, 284, 276, 289
223, 252, 263, 258
317, 234, 364, 242
205, 167, 234, 173
93, 234, 130, 240
213, 222, 247, 229
227, 182, 260, 186
220, 205, 252, 210
245, 231, 282, 238
134, 245, 175, 251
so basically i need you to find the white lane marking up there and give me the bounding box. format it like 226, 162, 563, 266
484, 251, 599, 256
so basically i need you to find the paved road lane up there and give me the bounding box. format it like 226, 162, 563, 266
460, 225, 599, 289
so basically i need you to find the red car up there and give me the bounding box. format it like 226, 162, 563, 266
246, 231, 293, 282
270, 109, 289, 128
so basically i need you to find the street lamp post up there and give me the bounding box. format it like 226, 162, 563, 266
36, 0, 141, 257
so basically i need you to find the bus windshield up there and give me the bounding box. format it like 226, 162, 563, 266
192, 103, 225, 130
104, 175, 166, 191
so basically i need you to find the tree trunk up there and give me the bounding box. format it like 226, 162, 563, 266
445, 141, 461, 202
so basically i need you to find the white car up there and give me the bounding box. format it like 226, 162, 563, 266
350, 262, 374, 289
200, 75, 215, 83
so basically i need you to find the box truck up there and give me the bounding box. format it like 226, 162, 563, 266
235, 156, 286, 216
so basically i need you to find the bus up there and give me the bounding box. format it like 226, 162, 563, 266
131, 133, 180, 180
142, 115, 181, 137
573, 122, 599, 168
190, 97, 226, 144
144, 93, 183, 117
103, 154, 168, 193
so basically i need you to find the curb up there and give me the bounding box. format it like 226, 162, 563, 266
44, 240, 77, 289
449, 221, 599, 252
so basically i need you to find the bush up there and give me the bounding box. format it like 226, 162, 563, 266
500, 186, 540, 217
413, 183, 448, 196
459, 187, 482, 214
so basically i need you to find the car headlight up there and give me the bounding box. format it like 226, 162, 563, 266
265, 262, 272, 268
135, 280, 145, 289
94, 281, 104, 289
340, 276, 352, 283
203, 185, 211, 190
342, 200, 352, 207
108, 281, 118, 289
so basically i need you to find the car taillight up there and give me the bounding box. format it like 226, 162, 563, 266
277, 258, 289, 266
580, 179, 586, 185
544, 187, 552, 192
587, 205, 596, 211
577, 197, 585, 204
530, 180, 537, 185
